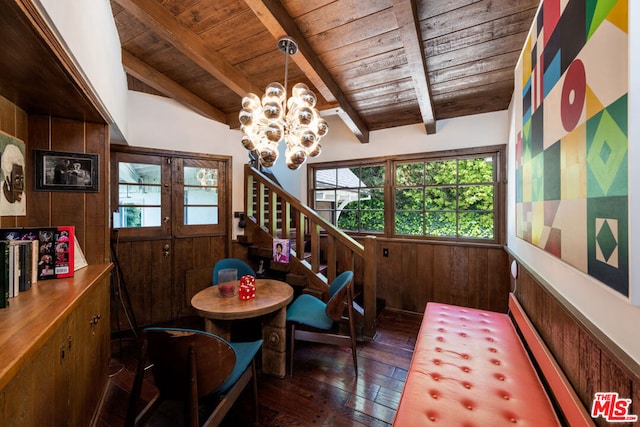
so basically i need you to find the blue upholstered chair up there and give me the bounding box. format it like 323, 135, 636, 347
212, 258, 255, 285
286, 271, 358, 376
126, 328, 262, 427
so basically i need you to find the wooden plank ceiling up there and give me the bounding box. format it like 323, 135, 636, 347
111, 0, 540, 143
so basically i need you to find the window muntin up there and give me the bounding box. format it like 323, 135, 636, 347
183, 166, 219, 225
312, 165, 385, 234
114, 162, 162, 228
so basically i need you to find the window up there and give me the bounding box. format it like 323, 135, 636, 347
114, 162, 162, 228
312, 165, 385, 233
309, 146, 503, 243
111, 150, 227, 238
395, 156, 496, 239
183, 166, 219, 225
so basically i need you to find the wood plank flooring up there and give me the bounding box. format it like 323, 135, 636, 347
97, 309, 422, 426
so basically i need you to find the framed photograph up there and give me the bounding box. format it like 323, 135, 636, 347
34, 150, 99, 192
272, 238, 290, 264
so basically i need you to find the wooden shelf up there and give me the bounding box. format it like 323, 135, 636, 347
0, 263, 113, 392
0, 263, 114, 425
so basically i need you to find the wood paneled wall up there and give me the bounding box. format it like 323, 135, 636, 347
0, 94, 110, 265
511, 255, 640, 427
347, 237, 510, 314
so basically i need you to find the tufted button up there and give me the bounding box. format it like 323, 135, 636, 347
459, 332, 468, 337
433, 358, 441, 365
462, 381, 472, 389
491, 358, 501, 365
461, 366, 471, 373
488, 347, 498, 353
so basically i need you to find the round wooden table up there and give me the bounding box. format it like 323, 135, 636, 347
191, 279, 294, 378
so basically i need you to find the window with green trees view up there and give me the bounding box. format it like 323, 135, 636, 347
312, 165, 385, 233
310, 147, 503, 242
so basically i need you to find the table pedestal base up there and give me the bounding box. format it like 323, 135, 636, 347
203, 307, 288, 378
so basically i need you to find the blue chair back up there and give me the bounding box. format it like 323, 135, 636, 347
142, 328, 236, 399
213, 258, 256, 284
328, 271, 353, 297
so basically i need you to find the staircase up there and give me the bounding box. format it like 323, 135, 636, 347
241, 165, 378, 340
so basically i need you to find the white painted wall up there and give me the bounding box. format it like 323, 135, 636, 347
629, 0, 639, 307
506, 2, 640, 365
35, 0, 129, 139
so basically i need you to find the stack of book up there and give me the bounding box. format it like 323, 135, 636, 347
0, 226, 75, 308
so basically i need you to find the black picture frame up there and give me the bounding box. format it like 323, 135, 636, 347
34, 150, 99, 192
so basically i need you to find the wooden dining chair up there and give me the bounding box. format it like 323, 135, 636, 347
212, 258, 255, 284
286, 271, 358, 376
125, 328, 262, 427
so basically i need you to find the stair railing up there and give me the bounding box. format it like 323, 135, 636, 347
244, 164, 377, 339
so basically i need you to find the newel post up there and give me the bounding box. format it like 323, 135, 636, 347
362, 236, 377, 339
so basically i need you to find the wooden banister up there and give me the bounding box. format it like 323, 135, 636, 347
243, 165, 377, 339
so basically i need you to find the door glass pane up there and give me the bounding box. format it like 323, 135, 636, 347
183, 166, 219, 226
113, 206, 161, 228
119, 162, 161, 184
184, 167, 218, 186
116, 162, 162, 228
184, 206, 218, 225
184, 187, 218, 204
118, 184, 161, 205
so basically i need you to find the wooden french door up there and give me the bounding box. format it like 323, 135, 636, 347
110, 146, 231, 331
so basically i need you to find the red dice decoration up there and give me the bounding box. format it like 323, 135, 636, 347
239, 275, 256, 300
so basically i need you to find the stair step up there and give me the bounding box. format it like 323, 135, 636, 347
285, 273, 307, 287
248, 245, 272, 259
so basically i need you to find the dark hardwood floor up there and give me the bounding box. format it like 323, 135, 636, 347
96, 309, 422, 426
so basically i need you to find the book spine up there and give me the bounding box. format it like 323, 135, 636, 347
20, 242, 32, 292
0, 242, 8, 308
31, 240, 38, 284
8, 245, 15, 298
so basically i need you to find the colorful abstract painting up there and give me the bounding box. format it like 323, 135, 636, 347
514, 0, 629, 296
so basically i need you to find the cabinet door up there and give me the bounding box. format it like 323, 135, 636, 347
0, 316, 71, 426
68, 275, 110, 425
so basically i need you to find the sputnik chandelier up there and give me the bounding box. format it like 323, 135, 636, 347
239, 36, 328, 170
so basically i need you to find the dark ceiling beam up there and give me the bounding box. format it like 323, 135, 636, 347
243, 0, 370, 144
392, 0, 436, 134
113, 0, 262, 97
121, 50, 228, 123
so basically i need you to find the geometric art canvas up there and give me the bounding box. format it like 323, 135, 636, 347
514, 0, 629, 296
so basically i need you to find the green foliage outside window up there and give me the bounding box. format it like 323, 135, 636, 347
312, 151, 498, 240
395, 157, 495, 239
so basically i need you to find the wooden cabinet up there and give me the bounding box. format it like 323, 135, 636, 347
0, 264, 112, 426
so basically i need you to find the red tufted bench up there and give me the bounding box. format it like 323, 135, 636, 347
393, 295, 594, 426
